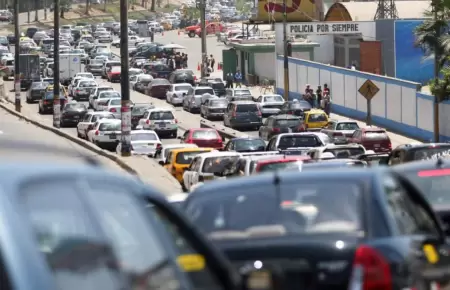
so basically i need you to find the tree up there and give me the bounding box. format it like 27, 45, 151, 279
60, 0, 72, 18
429, 64, 450, 102
85, 0, 90, 14
150, 0, 155, 11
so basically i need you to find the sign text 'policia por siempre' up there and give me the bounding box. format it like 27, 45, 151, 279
289, 23, 361, 34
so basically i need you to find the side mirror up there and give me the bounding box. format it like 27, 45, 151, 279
158, 160, 165, 166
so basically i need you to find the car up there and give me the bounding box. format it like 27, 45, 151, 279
198, 78, 226, 97
137, 108, 178, 138
116, 130, 162, 156
94, 90, 121, 111
131, 103, 155, 129
184, 167, 450, 290
258, 114, 306, 141
133, 74, 154, 93
179, 128, 223, 149
200, 97, 228, 120
183, 86, 215, 113
60, 102, 87, 127
265, 132, 331, 151
67, 77, 87, 96
38, 91, 67, 114
89, 86, 114, 108
223, 101, 263, 130
223, 137, 266, 152
146, 78, 171, 99
130, 74, 153, 90
74, 72, 94, 79
101, 60, 121, 79
255, 94, 284, 116
71, 48, 89, 63
154, 143, 199, 164
303, 108, 329, 131
253, 155, 312, 173
87, 119, 121, 149
103, 97, 123, 119
224, 87, 252, 102
387, 143, 450, 165
166, 83, 192, 106
306, 143, 366, 160
72, 79, 98, 101
321, 119, 360, 141
84, 58, 104, 75
107, 66, 121, 82
168, 69, 196, 86
278, 99, 312, 116
96, 31, 112, 43
349, 126, 392, 153
26, 81, 49, 103
76, 111, 115, 139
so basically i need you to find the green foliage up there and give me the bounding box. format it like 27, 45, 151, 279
184, 7, 200, 19
428, 65, 450, 101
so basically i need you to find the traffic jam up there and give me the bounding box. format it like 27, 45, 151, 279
6, 17, 450, 290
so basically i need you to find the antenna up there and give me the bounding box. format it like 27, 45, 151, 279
374, 0, 398, 20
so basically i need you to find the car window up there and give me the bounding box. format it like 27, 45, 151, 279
175, 85, 192, 91
264, 95, 283, 102
275, 119, 300, 127
20, 180, 123, 290
278, 135, 320, 149
336, 122, 359, 130
364, 131, 389, 139
99, 122, 120, 131
149, 111, 174, 120
195, 89, 214, 95
176, 151, 207, 165
308, 113, 327, 122
235, 104, 258, 112
192, 130, 218, 139
403, 168, 450, 206
324, 147, 365, 158
109, 99, 121, 106
131, 132, 158, 141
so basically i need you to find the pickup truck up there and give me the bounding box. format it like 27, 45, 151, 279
184, 22, 225, 38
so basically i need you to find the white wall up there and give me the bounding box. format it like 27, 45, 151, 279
307, 35, 334, 64
254, 52, 275, 81
291, 51, 311, 60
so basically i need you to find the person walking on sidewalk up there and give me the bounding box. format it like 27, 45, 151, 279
234, 70, 242, 88
226, 71, 234, 88
210, 54, 215, 72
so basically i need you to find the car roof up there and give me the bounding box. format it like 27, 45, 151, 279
322, 143, 365, 149
230, 101, 256, 105
231, 137, 264, 141
195, 86, 213, 90
170, 147, 215, 154
362, 126, 386, 132
131, 130, 157, 135
272, 114, 301, 119
189, 128, 217, 132
195, 151, 241, 158
146, 107, 173, 112
98, 118, 120, 123
256, 155, 310, 165
163, 144, 198, 150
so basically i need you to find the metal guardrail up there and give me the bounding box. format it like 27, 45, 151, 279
199, 119, 243, 141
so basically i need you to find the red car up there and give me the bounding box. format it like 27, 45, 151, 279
254, 156, 312, 173
107, 66, 121, 83
179, 128, 223, 149
146, 78, 171, 99
348, 126, 392, 153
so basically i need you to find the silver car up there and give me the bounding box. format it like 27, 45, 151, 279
200, 97, 228, 120
256, 94, 285, 117
183, 86, 214, 113
166, 83, 192, 106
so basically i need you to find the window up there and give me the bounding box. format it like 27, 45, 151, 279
383, 174, 439, 236
20, 180, 122, 290
235, 104, 258, 112
149, 111, 174, 120
83, 114, 91, 122
192, 130, 218, 140
99, 122, 120, 131
131, 132, 158, 141
176, 151, 209, 165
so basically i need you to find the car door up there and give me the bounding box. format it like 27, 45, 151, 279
77, 113, 92, 135
350, 129, 361, 144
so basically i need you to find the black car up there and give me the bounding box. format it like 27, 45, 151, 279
60, 102, 88, 127
168, 70, 195, 86
184, 167, 450, 290
38, 91, 67, 114
199, 79, 226, 97
131, 103, 155, 129
258, 114, 306, 141
6, 34, 15, 44
26, 81, 49, 103
149, 63, 173, 79
387, 143, 450, 165
223, 137, 266, 152
279, 100, 312, 117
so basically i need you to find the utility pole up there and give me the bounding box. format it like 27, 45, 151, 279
13, 0, 20, 112
120, 0, 131, 156
44, 0, 47, 20
282, 0, 289, 101
27, 2, 30, 23
34, 0, 38, 22
433, 0, 440, 142
53, 0, 60, 128
197, 0, 207, 77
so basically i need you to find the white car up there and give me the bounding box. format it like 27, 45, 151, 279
74, 72, 94, 79
255, 94, 285, 116
307, 144, 366, 160
68, 77, 87, 96
76, 111, 116, 139
73, 79, 98, 101
166, 83, 192, 106
104, 98, 123, 119
94, 90, 121, 111
130, 74, 153, 90
137, 108, 178, 138
87, 119, 121, 149
266, 132, 332, 151
89, 86, 114, 108
116, 130, 162, 156
97, 32, 112, 43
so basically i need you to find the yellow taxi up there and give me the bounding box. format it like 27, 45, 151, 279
304, 108, 329, 130
19, 36, 30, 41
46, 84, 68, 98
167, 147, 215, 182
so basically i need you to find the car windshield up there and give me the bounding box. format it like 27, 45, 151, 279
99, 92, 120, 99
195, 89, 214, 95
336, 122, 359, 130
278, 136, 320, 149
192, 130, 218, 139
132, 105, 152, 115
308, 113, 327, 122
109, 99, 121, 106
211, 99, 227, 106
324, 148, 365, 158
291, 101, 311, 109
175, 85, 191, 91
364, 131, 388, 139
131, 133, 158, 141
64, 103, 86, 110
202, 156, 240, 173
264, 95, 283, 102
236, 104, 258, 112
149, 111, 174, 120
235, 89, 251, 95
275, 119, 301, 127
404, 169, 450, 205
185, 181, 361, 239
79, 81, 97, 87
258, 160, 304, 172
44, 92, 64, 99
234, 139, 265, 151
176, 151, 209, 164
211, 83, 225, 89
411, 147, 450, 160
152, 79, 170, 86
99, 122, 120, 131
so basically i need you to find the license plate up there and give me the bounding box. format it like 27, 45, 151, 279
159, 123, 166, 127
374, 144, 380, 147
109, 134, 116, 139
79, 90, 86, 94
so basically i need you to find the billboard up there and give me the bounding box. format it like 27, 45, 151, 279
394, 20, 434, 85
250, 0, 316, 22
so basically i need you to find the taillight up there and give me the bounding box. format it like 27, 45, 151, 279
156, 143, 162, 149
388, 142, 392, 149
272, 128, 280, 133
287, 111, 293, 114
110, 108, 117, 112
298, 124, 305, 132
76, 89, 80, 93
257, 110, 262, 117
95, 130, 99, 136
146, 119, 150, 125
43, 100, 49, 105
333, 132, 343, 137
349, 245, 392, 290
174, 119, 178, 123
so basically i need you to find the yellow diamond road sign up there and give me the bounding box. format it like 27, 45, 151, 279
358, 79, 379, 101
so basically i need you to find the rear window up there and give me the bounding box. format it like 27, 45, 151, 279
235, 104, 259, 112
149, 111, 174, 120
65, 103, 86, 110
31, 82, 48, 88
79, 81, 97, 87
42, 39, 54, 44
234, 139, 266, 151
211, 83, 225, 90
411, 147, 450, 160
275, 119, 301, 127
99, 122, 120, 131
211, 99, 227, 106
99, 92, 120, 99
175, 85, 191, 91
364, 131, 388, 139
152, 79, 170, 86
195, 89, 214, 95
324, 147, 365, 158
185, 180, 362, 239
278, 136, 320, 149
92, 114, 115, 122
264, 95, 284, 102
258, 160, 304, 172
131, 133, 158, 141
308, 113, 327, 122
235, 89, 251, 95
336, 122, 359, 130
202, 156, 240, 173
176, 151, 209, 164
132, 105, 152, 115
109, 99, 121, 106
139, 76, 153, 82
192, 130, 219, 139
404, 169, 450, 205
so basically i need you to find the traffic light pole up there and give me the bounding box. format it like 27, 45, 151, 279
120, 0, 131, 157
53, 0, 60, 128
282, 0, 290, 101
198, 0, 207, 78
13, 0, 20, 112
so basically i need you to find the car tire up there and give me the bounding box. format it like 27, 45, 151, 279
77, 130, 82, 138
26, 97, 30, 104
181, 182, 188, 192
38, 106, 42, 114
188, 31, 195, 38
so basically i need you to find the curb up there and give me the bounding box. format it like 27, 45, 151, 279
0, 100, 140, 177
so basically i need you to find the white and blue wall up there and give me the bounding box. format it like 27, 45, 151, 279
276, 56, 450, 142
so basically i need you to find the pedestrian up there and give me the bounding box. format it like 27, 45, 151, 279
210, 54, 215, 72
168, 56, 175, 70
316, 85, 322, 109
175, 52, 181, 69
323, 83, 330, 96
234, 70, 242, 88
303, 84, 314, 107
225, 71, 234, 88
323, 92, 331, 117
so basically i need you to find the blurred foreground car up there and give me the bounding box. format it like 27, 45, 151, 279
185, 167, 450, 290
0, 140, 267, 290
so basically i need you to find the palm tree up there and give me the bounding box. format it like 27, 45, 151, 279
150, 0, 156, 11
